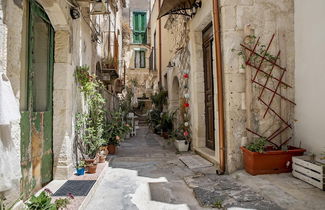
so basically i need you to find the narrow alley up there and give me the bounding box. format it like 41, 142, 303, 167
1, 0, 325, 210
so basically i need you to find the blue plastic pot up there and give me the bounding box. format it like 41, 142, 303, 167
76, 167, 85, 176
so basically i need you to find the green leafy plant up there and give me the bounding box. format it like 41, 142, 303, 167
321, 151, 325, 160
54, 193, 74, 210
26, 191, 56, 210
150, 89, 168, 112
75, 66, 106, 159
212, 200, 223, 209
147, 109, 162, 133
160, 111, 176, 134
76, 160, 86, 169
171, 125, 190, 142
104, 111, 131, 146
245, 138, 268, 153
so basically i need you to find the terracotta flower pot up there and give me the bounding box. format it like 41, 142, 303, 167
162, 132, 169, 139
98, 155, 106, 163
107, 145, 117, 155
241, 146, 306, 175
84, 159, 95, 165
87, 164, 97, 174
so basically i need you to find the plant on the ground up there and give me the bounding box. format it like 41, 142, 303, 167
245, 138, 268, 153
26, 190, 56, 210
321, 150, 325, 160
148, 109, 162, 133
104, 111, 131, 146
212, 200, 223, 209
54, 193, 74, 210
171, 124, 190, 143
119, 86, 134, 119
150, 89, 168, 112
160, 111, 176, 134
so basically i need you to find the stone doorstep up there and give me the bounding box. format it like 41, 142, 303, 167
25, 160, 110, 210
78, 159, 110, 210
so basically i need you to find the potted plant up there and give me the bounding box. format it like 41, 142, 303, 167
172, 126, 190, 152
241, 138, 305, 175
104, 111, 131, 154
98, 150, 106, 163
160, 111, 175, 139
76, 160, 86, 176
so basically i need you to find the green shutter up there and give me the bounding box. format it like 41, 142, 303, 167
133, 12, 147, 44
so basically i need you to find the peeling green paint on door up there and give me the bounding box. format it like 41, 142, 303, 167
20, 0, 54, 196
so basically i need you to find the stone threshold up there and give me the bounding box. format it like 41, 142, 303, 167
194, 147, 217, 166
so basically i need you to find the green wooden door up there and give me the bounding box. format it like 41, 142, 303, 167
21, 0, 54, 194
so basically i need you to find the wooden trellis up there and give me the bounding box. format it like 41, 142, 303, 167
241, 34, 295, 149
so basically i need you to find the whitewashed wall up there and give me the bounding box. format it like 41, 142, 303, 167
294, 0, 325, 155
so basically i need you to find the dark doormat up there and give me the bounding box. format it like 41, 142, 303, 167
53, 180, 96, 196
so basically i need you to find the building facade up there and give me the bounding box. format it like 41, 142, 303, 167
150, 0, 297, 173
122, 0, 157, 98
0, 0, 124, 205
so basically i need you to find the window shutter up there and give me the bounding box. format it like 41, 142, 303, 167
133, 12, 147, 44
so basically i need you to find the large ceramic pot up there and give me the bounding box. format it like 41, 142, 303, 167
241, 146, 305, 175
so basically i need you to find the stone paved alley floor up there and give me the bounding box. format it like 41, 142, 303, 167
83, 127, 325, 210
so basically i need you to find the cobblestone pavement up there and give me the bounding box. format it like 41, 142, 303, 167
84, 127, 283, 210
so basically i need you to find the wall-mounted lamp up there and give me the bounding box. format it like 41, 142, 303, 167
70, 8, 80, 19
167, 61, 175, 68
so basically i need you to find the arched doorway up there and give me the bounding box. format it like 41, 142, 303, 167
171, 76, 181, 125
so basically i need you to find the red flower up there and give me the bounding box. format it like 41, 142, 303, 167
68, 193, 75, 199
183, 73, 189, 78
184, 131, 189, 137
184, 103, 189, 108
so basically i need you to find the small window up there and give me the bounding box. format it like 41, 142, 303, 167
135, 50, 146, 68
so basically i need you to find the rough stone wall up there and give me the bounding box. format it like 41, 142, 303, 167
219, 0, 295, 173
0, 0, 24, 206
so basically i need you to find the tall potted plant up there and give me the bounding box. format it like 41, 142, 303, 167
104, 111, 131, 154
75, 66, 106, 173
160, 111, 176, 139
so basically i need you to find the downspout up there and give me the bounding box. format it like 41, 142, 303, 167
212, 0, 225, 174
158, 0, 162, 86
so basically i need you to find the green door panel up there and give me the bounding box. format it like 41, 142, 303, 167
21, 0, 54, 195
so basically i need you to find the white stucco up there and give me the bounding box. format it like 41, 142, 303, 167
294, 0, 325, 155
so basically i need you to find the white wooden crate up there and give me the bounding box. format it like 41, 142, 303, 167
292, 155, 325, 190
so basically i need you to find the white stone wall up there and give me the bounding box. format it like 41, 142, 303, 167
1, 0, 118, 204
294, 0, 325, 155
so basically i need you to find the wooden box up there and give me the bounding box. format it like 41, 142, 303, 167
292, 155, 325, 190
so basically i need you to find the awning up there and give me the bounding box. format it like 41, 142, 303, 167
158, 0, 197, 19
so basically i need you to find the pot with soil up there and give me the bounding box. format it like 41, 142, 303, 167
87, 163, 97, 174
98, 154, 106, 163
241, 138, 305, 175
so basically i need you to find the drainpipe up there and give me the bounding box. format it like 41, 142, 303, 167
212, 0, 225, 174
158, 0, 162, 86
